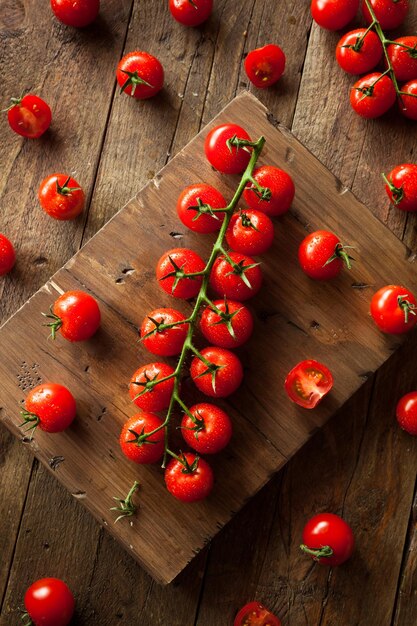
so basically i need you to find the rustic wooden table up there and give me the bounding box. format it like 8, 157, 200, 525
1, 2, 417, 625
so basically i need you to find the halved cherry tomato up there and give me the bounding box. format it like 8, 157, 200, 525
51, 0, 100, 27
311, 0, 359, 30
21, 383, 76, 434
129, 362, 175, 411
383, 163, 417, 212
226, 209, 274, 256
370, 285, 417, 334
120, 412, 165, 464
387, 36, 417, 82
396, 392, 417, 436
336, 28, 383, 75
7, 94, 51, 139
350, 72, 396, 119
156, 248, 205, 299
24, 578, 75, 626
244, 44, 286, 88
399, 80, 417, 121
0, 233, 15, 276
116, 51, 164, 99
169, 0, 213, 26
181, 403, 232, 454
285, 359, 333, 409
204, 123, 252, 174
38, 174, 85, 220
301, 513, 354, 566
243, 165, 295, 217
362, 0, 409, 30
44, 290, 101, 341
234, 601, 281, 626
164, 452, 214, 502
176, 183, 226, 233
140, 308, 189, 356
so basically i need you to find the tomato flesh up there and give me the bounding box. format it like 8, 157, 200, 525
244, 44, 286, 88
234, 601, 281, 626
7, 94, 51, 139
285, 359, 333, 409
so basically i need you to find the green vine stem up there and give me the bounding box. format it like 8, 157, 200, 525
299, 544, 334, 561
111, 480, 140, 523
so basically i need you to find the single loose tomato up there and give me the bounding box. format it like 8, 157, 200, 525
204, 123, 252, 174
362, 0, 409, 30
24, 578, 75, 626
44, 290, 101, 341
298, 230, 352, 280
176, 183, 226, 233
181, 403, 232, 454
117, 51, 164, 99
169, 0, 213, 26
399, 80, 417, 120
51, 0, 100, 27
190, 346, 244, 397
0, 233, 15, 276
226, 209, 274, 256
396, 392, 417, 435
165, 452, 214, 502
350, 72, 396, 119
311, 0, 359, 30
285, 359, 333, 409
243, 165, 295, 217
336, 29, 383, 75
210, 251, 263, 301
234, 601, 281, 626
370, 285, 417, 334
244, 44, 286, 88
383, 163, 417, 211
156, 248, 205, 299
6, 94, 51, 139
301, 513, 355, 566
22, 383, 76, 434
38, 173, 85, 220
120, 412, 165, 464
129, 362, 175, 411
140, 308, 189, 356
387, 37, 417, 82
200, 299, 254, 348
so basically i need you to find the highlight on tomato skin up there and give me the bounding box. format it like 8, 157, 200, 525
284, 359, 333, 409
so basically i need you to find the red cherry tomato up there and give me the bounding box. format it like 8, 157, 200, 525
120, 412, 165, 464
399, 79, 417, 120
7, 94, 51, 139
362, 0, 409, 30
181, 403, 232, 454
0, 233, 15, 276
234, 601, 281, 626
396, 392, 417, 435
156, 248, 205, 299
140, 308, 189, 356
45, 290, 101, 341
204, 124, 252, 174
116, 51, 164, 99
383, 163, 417, 211
336, 28, 383, 75
129, 362, 175, 411
165, 452, 214, 502
244, 44, 286, 88
350, 72, 396, 118
24, 578, 75, 626
387, 37, 417, 82
50, 0, 99, 27
22, 383, 76, 434
169, 0, 213, 26
190, 346, 244, 398
200, 299, 254, 348
370, 285, 417, 334
176, 183, 226, 233
298, 230, 352, 280
301, 513, 355, 566
285, 359, 333, 409
311, 0, 359, 30
38, 174, 85, 220
210, 251, 263, 301
226, 209, 274, 256
243, 165, 295, 217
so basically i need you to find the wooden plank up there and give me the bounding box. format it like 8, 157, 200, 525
393, 484, 417, 626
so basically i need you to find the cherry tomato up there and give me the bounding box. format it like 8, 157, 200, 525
234, 601, 281, 626
164, 452, 214, 502
362, 0, 409, 30
311, 0, 359, 30
243, 165, 295, 217
370, 285, 417, 334
129, 362, 175, 411
6, 94, 51, 139
0, 233, 15, 276
350, 72, 396, 119
383, 163, 417, 211
156, 248, 205, 299
169, 0, 213, 26
244, 44, 286, 88
301, 513, 354, 566
285, 359, 333, 409
176, 183, 226, 234
117, 51, 164, 99
204, 124, 252, 174
190, 346, 244, 398
120, 412, 165, 464
200, 299, 254, 348
24, 578, 75, 626
38, 173, 85, 220
210, 251, 263, 301
399, 79, 417, 120
226, 209, 274, 256
51, 0, 99, 27
22, 383, 76, 434
140, 308, 189, 356
387, 37, 417, 82
298, 230, 352, 280
336, 28, 383, 75
44, 290, 101, 341
181, 403, 232, 454
396, 392, 417, 435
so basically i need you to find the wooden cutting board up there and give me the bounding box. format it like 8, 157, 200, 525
0, 92, 415, 584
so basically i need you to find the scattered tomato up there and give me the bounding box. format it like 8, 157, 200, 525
44, 290, 101, 341
176, 183, 226, 233
181, 403, 232, 454
226, 209, 274, 256
210, 251, 263, 301
190, 346, 243, 397
169, 0, 213, 26
336, 28, 383, 75
205, 123, 252, 174
120, 412, 165, 464
165, 452, 214, 502
140, 308, 189, 356
362, 0, 409, 30
22, 383, 76, 434
0, 233, 15, 276
156, 248, 205, 299
244, 44, 286, 88
298, 230, 352, 280
6, 94, 51, 139
396, 392, 417, 435
399, 79, 417, 120
285, 359, 333, 409
200, 298, 254, 348
117, 51, 164, 99
387, 36, 417, 82
234, 601, 281, 626
24, 578, 75, 626
51, 0, 99, 27
129, 362, 175, 411
243, 165, 295, 216
383, 163, 417, 211
311, 0, 359, 30
370, 284, 417, 334
350, 72, 396, 118
301, 513, 354, 566
38, 173, 85, 220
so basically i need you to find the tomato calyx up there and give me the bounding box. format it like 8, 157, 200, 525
226, 134, 256, 154
180, 409, 205, 439
2, 95, 24, 113
19, 409, 40, 436
192, 347, 224, 393
20, 610, 34, 626
323, 243, 354, 270
131, 370, 176, 400
159, 255, 203, 293
170, 450, 201, 474
224, 255, 261, 290
111, 480, 140, 523
208, 298, 242, 339
187, 197, 222, 222
56, 175, 81, 196
398, 295, 417, 324
42, 306, 63, 340
127, 427, 160, 447
119, 69, 154, 96
247, 176, 272, 202
300, 543, 334, 561
382, 172, 404, 204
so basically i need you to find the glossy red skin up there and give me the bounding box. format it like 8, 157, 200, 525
51, 0, 99, 27
362, 0, 409, 30
38, 174, 85, 220
336, 29, 383, 75
396, 392, 417, 435
169, 0, 213, 26
387, 37, 417, 82
181, 403, 232, 454
120, 413, 165, 464
350, 73, 396, 118
7, 94, 51, 139
165, 452, 214, 502
210, 251, 263, 301
204, 124, 252, 174
226, 209, 274, 256
129, 362, 175, 411
234, 601, 281, 626
24, 578, 74, 626
140, 308, 189, 356
156, 248, 205, 299
176, 183, 226, 233
200, 299, 254, 348
384, 163, 417, 211
0, 233, 15, 276
285, 360, 333, 409
24, 383, 76, 433
302, 513, 355, 566
370, 285, 417, 334
298, 230, 344, 280
399, 80, 417, 120
244, 44, 286, 88
116, 51, 164, 99
311, 0, 359, 30
190, 346, 244, 398
243, 165, 295, 216
52, 291, 100, 341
